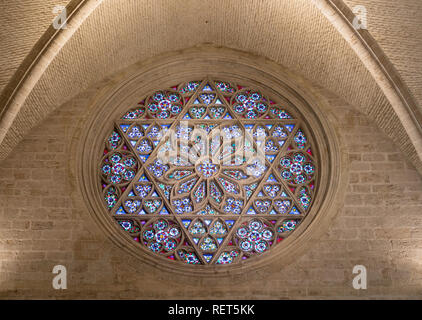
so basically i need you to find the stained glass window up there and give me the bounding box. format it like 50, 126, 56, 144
100, 79, 318, 265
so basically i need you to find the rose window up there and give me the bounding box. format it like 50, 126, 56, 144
100, 78, 318, 265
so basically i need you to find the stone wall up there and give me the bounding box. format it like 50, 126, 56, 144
0, 79, 421, 299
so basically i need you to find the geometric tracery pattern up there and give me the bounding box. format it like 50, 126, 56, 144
100, 78, 318, 265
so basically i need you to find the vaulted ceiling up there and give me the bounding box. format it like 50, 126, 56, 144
0, 0, 421, 173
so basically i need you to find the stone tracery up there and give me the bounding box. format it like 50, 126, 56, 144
100, 78, 318, 265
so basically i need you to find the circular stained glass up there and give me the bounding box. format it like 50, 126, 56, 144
100, 79, 318, 265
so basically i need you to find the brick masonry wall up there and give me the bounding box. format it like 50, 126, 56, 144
0, 83, 421, 299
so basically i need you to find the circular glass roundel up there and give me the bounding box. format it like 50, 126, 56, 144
100, 79, 318, 265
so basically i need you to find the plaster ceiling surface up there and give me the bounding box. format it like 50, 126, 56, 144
344, 0, 422, 105
0, 0, 69, 92
0, 0, 421, 172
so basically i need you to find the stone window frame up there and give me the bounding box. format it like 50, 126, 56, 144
76, 48, 346, 277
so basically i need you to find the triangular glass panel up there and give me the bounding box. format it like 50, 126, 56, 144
199, 237, 218, 251
157, 183, 172, 200
116, 206, 127, 215
225, 220, 235, 229
289, 206, 301, 215
199, 93, 215, 105
120, 124, 130, 132
285, 124, 295, 132
246, 207, 257, 215
182, 219, 192, 228
244, 183, 258, 200
196, 203, 219, 215
139, 174, 149, 182
244, 124, 254, 132
202, 84, 213, 91
266, 155, 276, 163
203, 254, 213, 263
160, 206, 169, 215
139, 155, 149, 163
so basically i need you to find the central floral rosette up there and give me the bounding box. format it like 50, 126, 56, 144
147, 123, 267, 215
195, 159, 220, 178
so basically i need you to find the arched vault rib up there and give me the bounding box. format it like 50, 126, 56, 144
0, 0, 101, 152
0, 0, 421, 174
315, 0, 422, 169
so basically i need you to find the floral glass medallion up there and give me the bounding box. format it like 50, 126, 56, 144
196, 160, 219, 178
